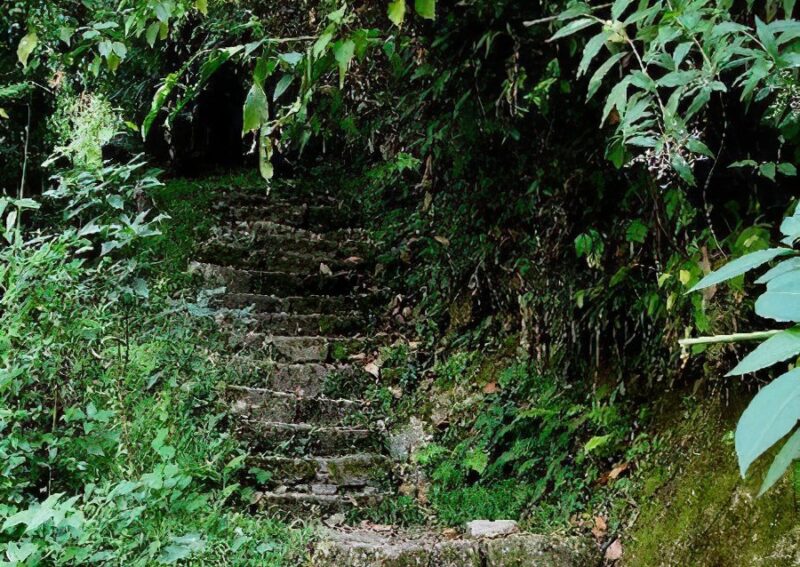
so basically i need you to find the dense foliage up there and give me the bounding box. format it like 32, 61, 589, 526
3, 0, 800, 563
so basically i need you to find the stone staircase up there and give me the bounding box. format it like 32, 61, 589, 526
192, 187, 392, 517
192, 184, 599, 565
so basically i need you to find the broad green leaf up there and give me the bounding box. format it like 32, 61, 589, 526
786, 0, 797, 16
578, 32, 608, 77
146, 22, 160, 47
333, 39, 355, 88
388, 0, 406, 26
279, 52, 303, 67
756, 270, 800, 321
671, 154, 696, 186
756, 257, 800, 284
736, 368, 800, 476
273, 75, 293, 101
689, 248, 793, 291
587, 52, 625, 100
686, 138, 714, 158
584, 434, 611, 453
778, 163, 797, 176
759, 427, 800, 496
195, 0, 208, 15
242, 83, 268, 133
17, 32, 38, 68
759, 162, 777, 181
550, 18, 596, 42
728, 328, 800, 376
158, 533, 206, 564
415, 0, 435, 19
313, 27, 334, 58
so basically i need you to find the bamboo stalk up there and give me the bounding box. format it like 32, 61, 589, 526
678, 329, 783, 347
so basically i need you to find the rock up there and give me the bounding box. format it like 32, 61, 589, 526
387, 418, 431, 462
311, 528, 599, 567
465, 520, 519, 539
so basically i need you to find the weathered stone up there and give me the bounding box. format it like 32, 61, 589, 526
388, 418, 431, 462
240, 421, 382, 456
227, 386, 363, 425
480, 534, 597, 566
464, 520, 519, 539
311, 529, 597, 567
312, 484, 338, 495
254, 490, 385, 516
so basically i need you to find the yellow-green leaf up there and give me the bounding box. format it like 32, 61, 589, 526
388, 0, 406, 26
258, 126, 273, 181
17, 32, 38, 68
195, 0, 208, 15
0, 108, 8, 119
415, 0, 435, 19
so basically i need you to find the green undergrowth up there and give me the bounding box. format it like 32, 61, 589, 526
354, 341, 647, 532
0, 170, 312, 565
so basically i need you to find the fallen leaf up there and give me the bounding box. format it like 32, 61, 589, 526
591, 516, 607, 539
364, 362, 380, 378
608, 462, 629, 480
434, 235, 450, 246
605, 539, 623, 561
483, 381, 499, 394
319, 262, 332, 276
441, 528, 459, 540
344, 256, 363, 265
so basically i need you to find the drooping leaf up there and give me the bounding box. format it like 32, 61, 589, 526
388, 0, 406, 26
273, 75, 293, 101
611, 0, 635, 19
578, 32, 609, 77
142, 71, 182, 138
258, 126, 273, 181
587, 52, 625, 100
333, 39, 355, 88
759, 427, 800, 496
242, 83, 268, 133
17, 32, 38, 68
736, 368, 800, 477
689, 248, 794, 292
728, 328, 800, 376
415, 0, 436, 19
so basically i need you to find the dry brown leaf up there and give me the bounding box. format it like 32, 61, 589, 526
591, 516, 607, 539
441, 528, 459, 540
483, 381, 499, 394
364, 362, 380, 378
434, 235, 450, 246
608, 462, 629, 480
605, 539, 623, 561
344, 256, 363, 265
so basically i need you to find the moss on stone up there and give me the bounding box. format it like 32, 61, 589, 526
625, 394, 800, 566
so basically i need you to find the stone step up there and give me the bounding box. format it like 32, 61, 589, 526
249, 454, 391, 488
246, 312, 369, 336
311, 529, 598, 567
227, 220, 369, 242
226, 360, 376, 397
190, 262, 369, 295
253, 489, 385, 516
216, 201, 358, 231
227, 386, 366, 425
197, 244, 369, 273
210, 222, 373, 253
239, 421, 383, 456
259, 336, 372, 363
221, 293, 379, 315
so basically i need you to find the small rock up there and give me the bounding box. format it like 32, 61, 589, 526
312, 484, 338, 495
465, 520, 519, 539
324, 513, 345, 527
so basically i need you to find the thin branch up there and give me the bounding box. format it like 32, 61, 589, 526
679, 329, 782, 347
